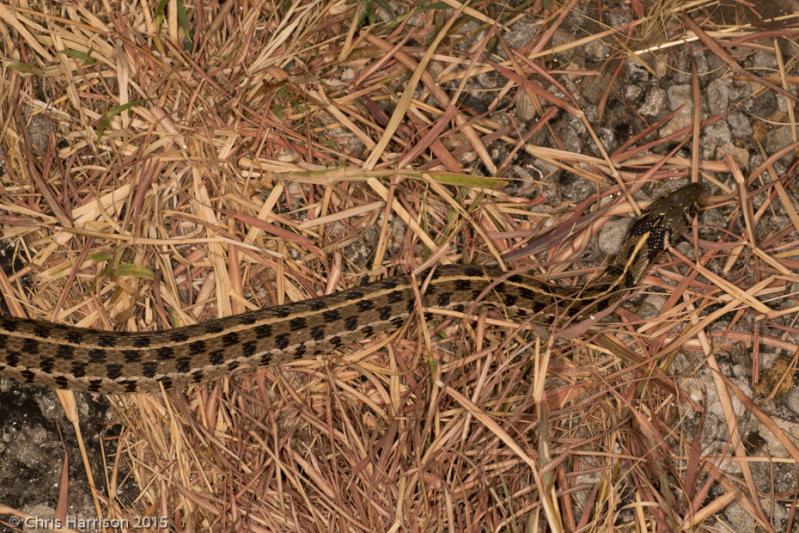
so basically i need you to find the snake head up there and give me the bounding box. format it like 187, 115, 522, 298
629, 183, 704, 258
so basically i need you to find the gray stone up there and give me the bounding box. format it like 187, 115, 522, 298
597, 127, 616, 152
584, 38, 609, 62
583, 75, 609, 105
661, 107, 693, 137
667, 84, 692, 111
727, 111, 753, 138
716, 143, 750, 170
504, 18, 538, 49
752, 50, 778, 69
555, 115, 585, 154
707, 79, 730, 115
624, 83, 643, 102
766, 126, 794, 157
598, 217, 632, 256
660, 85, 695, 136
702, 122, 732, 159
639, 88, 667, 117
782, 386, 799, 418
626, 57, 650, 86
724, 501, 758, 531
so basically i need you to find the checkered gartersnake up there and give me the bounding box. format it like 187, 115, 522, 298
0, 184, 702, 393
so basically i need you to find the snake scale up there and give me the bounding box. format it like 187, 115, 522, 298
0, 184, 702, 393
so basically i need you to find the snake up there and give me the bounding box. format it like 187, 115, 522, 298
0, 183, 703, 393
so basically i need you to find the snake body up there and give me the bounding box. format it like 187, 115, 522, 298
0, 184, 702, 393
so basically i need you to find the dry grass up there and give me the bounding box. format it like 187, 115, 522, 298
1, 0, 799, 531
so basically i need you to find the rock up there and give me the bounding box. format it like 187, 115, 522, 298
680, 376, 707, 405
748, 90, 779, 117
667, 84, 692, 111
716, 143, 750, 169
639, 88, 667, 117
555, 115, 585, 154
596, 126, 616, 152
727, 111, 753, 138
26, 114, 58, 156
752, 50, 778, 69
584, 38, 609, 62
782, 386, 799, 418
597, 218, 632, 256
660, 107, 693, 137
626, 57, 650, 86
550, 28, 577, 64
703, 122, 733, 158
583, 74, 609, 104
637, 293, 666, 319
725, 501, 758, 531
624, 83, 643, 102
504, 18, 539, 49
766, 126, 794, 157
660, 85, 694, 136
707, 79, 730, 116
